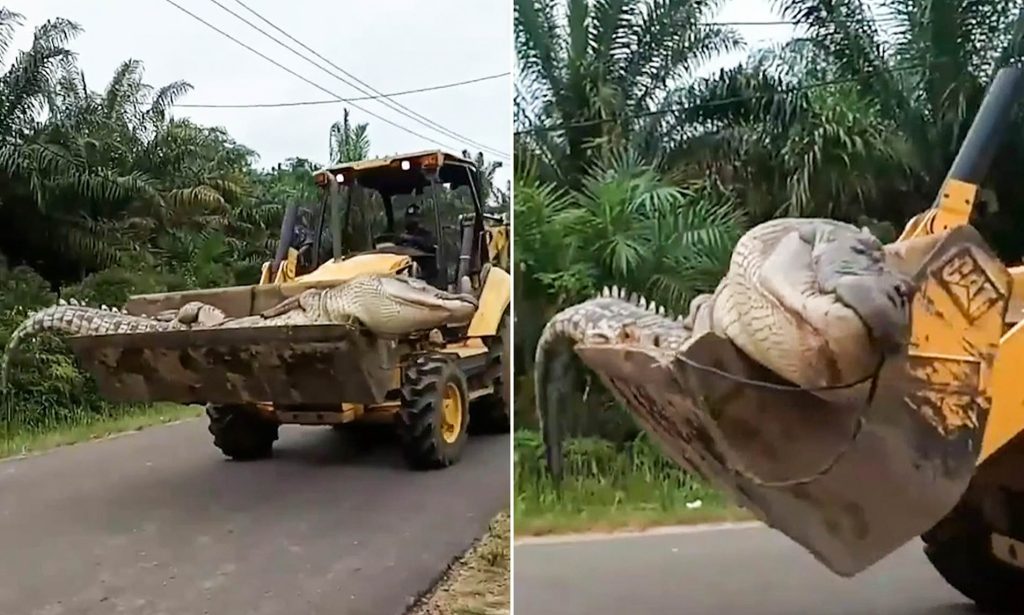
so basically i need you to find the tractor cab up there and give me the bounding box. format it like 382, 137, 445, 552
262, 150, 508, 299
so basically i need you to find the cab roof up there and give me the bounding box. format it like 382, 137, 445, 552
312, 150, 479, 195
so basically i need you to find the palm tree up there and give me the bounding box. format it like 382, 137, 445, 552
0, 14, 257, 284
689, 1, 1024, 254
514, 146, 746, 369
329, 109, 370, 163
461, 149, 504, 208
662, 39, 912, 223
0, 9, 80, 144
514, 0, 743, 185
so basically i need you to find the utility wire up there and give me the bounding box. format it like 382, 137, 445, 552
216, 0, 509, 159
698, 16, 902, 26
175, 72, 510, 108
161, 0, 496, 158
514, 61, 935, 136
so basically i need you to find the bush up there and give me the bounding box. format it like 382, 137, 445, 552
0, 262, 172, 438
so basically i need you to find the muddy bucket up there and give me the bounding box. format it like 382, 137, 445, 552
68, 324, 401, 406
574, 225, 1011, 576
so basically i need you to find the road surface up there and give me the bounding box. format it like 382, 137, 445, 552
515, 523, 973, 615
0, 419, 509, 615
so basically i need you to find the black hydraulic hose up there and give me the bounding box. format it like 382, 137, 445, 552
271, 202, 299, 275
942, 66, 1024, 190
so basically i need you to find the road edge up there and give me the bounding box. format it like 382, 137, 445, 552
406, 511, 510, 614
0, 415, 202, 464
513, 520, 764, 546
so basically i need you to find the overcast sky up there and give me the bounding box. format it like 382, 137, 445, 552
5, 0, 512, 185
703, 0, 797, 73
5, 0, 801, 191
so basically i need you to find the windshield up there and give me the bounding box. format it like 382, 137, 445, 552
295, 169, 481, 286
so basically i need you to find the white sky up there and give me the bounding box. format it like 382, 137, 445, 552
705, 0, 797, 73
4, 0, 513, 185
4, 0, 800, 190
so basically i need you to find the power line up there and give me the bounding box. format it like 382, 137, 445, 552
699, 16, 902, 27
160, 0, 462, 152
175, 72, 510, 109
514, 62, 934, 136
223, 0, 509, 158
161, 0, 505, 159
215, 0, 508, 159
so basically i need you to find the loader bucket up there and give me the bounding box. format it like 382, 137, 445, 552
67, 324, 401, 406
574, 225, 1011, 576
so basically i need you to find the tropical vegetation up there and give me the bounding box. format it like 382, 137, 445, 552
513, 0, 1024, 531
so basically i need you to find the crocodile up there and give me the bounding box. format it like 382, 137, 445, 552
535, 217, 918, 479
2, 273, 478, 389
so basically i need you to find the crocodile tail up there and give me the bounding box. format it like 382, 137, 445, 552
534, 307, 583, 484
534, 288, 630, 482
535, 287, 696, 483
1, 303, 165, 393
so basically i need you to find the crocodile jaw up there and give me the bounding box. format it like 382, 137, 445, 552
376, 276, 478, 322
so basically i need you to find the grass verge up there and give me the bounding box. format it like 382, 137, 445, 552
1, 402, 203, 460
514, 430, 749, 536
409, 512, 510, 615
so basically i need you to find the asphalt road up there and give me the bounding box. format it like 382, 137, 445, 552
515, 523, 974, 615
0, 419, 509, 615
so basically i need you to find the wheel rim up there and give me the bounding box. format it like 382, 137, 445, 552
440, 382, 463, 444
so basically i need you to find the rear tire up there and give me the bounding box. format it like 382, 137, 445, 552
470, 309, 510, 434
397, 353, 470, 469
923, 506, 1024, 613
206, 404, 279, 461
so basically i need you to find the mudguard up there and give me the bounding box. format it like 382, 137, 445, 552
573, 225, 1011, 576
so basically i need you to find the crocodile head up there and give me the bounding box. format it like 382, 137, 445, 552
378, 275, 479, 318
335, 274, 480, 336
798, 222, 916, 355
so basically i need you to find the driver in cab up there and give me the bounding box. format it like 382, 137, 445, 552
400, 203, 436, 253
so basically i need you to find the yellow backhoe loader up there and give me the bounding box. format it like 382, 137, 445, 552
65, 150, 510, 469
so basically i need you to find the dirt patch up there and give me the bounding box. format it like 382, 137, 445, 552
409, 512, 510, 615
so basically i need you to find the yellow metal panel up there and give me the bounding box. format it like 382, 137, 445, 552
485, 224, 510, 269
899, 179, 978, 241
447, 338, 486, 350
1005, 266, 1024, 323
467, 267, 510, 337
273, 248, 298, 284
905, 237, 1009, 441
442, 345, 489, 358
980, 319, 1024, 461
358, 402, 401, 423
294, 253, 412, 284
258, 248, 299, 285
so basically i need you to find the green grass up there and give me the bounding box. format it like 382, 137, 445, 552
0, 402, 203, 460
410, 513, 510, 615
514, 430, 750, 536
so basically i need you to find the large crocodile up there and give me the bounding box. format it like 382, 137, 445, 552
535, 217, 917, 479
2, 273, 478, 388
